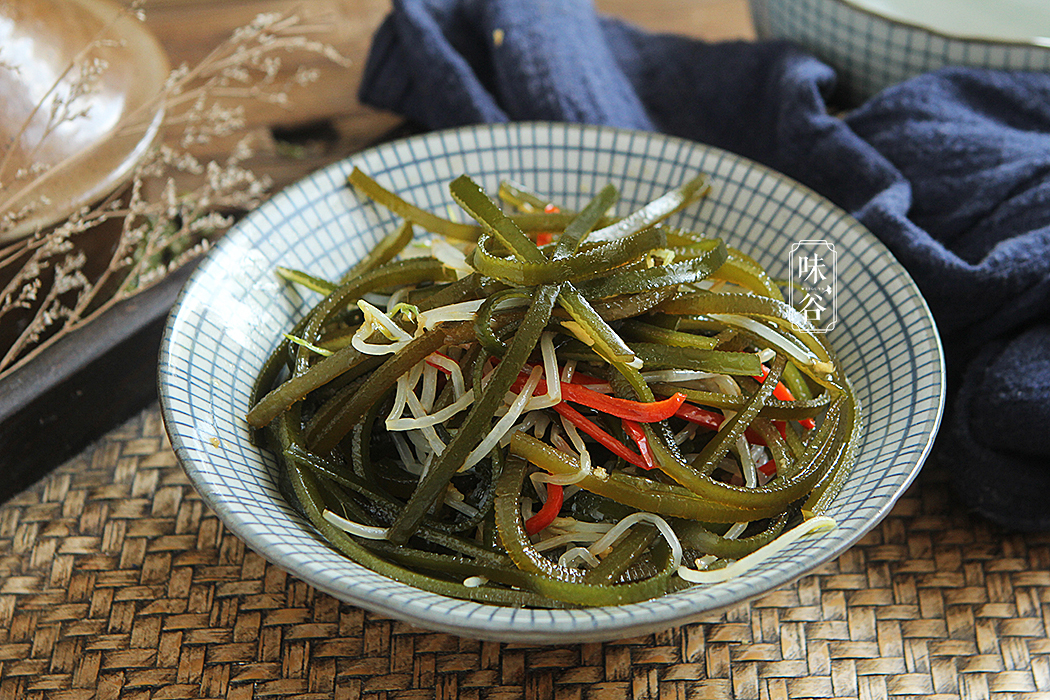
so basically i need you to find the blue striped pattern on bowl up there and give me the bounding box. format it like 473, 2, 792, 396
158, 122, 944, 643
750, 0, 1050, 103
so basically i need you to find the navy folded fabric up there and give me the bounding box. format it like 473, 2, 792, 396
359, 0, 1050, 529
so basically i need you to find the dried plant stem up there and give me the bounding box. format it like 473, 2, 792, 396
2, 259, 147, 374
0, 8, 347, 378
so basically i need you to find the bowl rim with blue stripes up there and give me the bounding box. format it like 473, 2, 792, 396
158, 121, 945, 643
750, 0, 1050, 104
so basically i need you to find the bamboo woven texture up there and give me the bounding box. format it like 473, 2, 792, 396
2, 405, 1049, 700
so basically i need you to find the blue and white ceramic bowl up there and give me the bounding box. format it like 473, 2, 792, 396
158, 122, 944, 643
750, 0, 1050, 104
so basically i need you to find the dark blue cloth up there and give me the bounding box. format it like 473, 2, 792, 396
359, 0, 1050, 530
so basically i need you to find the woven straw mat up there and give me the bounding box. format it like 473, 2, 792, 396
1, 404, 1048, 700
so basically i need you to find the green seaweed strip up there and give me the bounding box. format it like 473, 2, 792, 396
247, 344, 383, 428
451, 174, 638, 366
341, 220, 414, 283
604, 356, 836, 515
588, 288, 679, 322
348, 168, 478, 241
497, 180, 553, 211
557, 286, 637, 364
552, 184, 618, 259
749, 418, 798, 481
468, 210, 664, 285
415, 272, 485, 311
686, 355, 786, 477
385, 283, 562, 545
473, 288, 531, 356
248, 313, 310, 444
574, 239, 727, 299
295, 258, 455, 377
582, 526, 658, 585
509, 433, 774, 522
648, 383, 831, 421
586, 174, 710, 243
713, 249, 786, 300
276, 267, 336, 294
284, 445, 506, 565
283, 449, 560, 607
494, 457, 676, 606
781, 357, 815, 401
672, 513, 789, 559
304, 327, 450, 452
630, 343, 762, 375
620, 320, 718, 350
804, 381, 861, 514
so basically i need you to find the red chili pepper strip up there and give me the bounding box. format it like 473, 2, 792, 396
509, 372, 546, 395
509, 368, 687, 423
754, 365, 817, 430
754, 364, 795, 402
507, 371, 656, 469
560, 383, 687, 423
532, 205, 561, 246
621, 419, 657, 470
424, 352, 455, 375
674, 403, 722, 431
525, 482, 563, 535
674, 403, 770, 446
552, 402, 650, 470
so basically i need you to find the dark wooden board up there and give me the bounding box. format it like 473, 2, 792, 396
0, 263, 196, 503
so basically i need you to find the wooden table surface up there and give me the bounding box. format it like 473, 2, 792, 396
8, 6, 1050, 700
139, 0, 756, 195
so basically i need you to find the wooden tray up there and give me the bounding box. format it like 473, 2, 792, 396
0, 264, 194, 505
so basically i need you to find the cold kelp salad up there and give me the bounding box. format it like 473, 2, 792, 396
246, 168, 860, 608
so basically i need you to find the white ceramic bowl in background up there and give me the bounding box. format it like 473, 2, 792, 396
158, 122, 945, 643
750, 0, 1050, 104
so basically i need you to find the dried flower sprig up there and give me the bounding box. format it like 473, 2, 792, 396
0, 6, 348, 377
